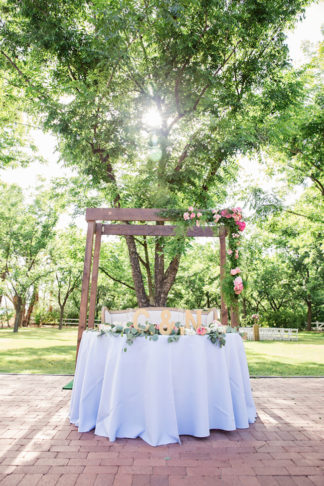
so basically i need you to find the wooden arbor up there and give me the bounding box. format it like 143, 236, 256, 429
77, 208, 234, 357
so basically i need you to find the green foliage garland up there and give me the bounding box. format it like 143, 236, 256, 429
159, 207, 246, 304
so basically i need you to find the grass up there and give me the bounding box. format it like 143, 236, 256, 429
0, 327, 323, 376
0, 327, 77, 374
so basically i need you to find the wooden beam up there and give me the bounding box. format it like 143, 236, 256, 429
219, 226, 228, 326
86, 208, 169, 222
88, 223, 102, 329
76, 221, 95, 363
102, 224, 218, 237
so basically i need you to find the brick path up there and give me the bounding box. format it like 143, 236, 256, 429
0, 375, 323, 486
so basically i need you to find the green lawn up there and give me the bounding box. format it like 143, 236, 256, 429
0, 327, 323, 376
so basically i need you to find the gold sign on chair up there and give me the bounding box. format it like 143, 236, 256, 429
185, 310, 201, 330
132, 309, 203, 335
133, 309, 150, 331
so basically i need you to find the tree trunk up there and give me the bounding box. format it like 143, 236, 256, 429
13, 295, 24, 333
306, 297, 312, 331
157, 255, 181, 306
59, 305, 64, 330
125, 235, 150, 307
22, 287, 39, 327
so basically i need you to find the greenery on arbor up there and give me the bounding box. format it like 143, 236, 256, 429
0, 0, 313, 307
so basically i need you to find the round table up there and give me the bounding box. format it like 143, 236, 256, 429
70, 331, 256, 446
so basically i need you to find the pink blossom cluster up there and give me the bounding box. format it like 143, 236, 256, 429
252, 314, 259, 320
196, 326, 207, 335
230, 267, 241, 275
183, 207, 202, 226
234, 276, 243, 295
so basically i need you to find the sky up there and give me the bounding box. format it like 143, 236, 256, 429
0, 1, 323, 225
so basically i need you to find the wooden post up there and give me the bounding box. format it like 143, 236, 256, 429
253, 323, 260, 341
219, 226, 228, 326
76, 221, 95, 362
88, 223, 102, 328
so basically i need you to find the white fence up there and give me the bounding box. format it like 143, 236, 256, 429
239, 327, 298, 341
311, 321, 324, 331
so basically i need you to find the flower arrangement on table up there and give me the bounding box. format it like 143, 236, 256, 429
96, 319, 241, 350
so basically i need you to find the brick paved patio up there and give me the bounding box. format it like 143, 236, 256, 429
0, 375, 323, 486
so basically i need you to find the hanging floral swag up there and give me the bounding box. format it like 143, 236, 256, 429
158, 207, 246, 304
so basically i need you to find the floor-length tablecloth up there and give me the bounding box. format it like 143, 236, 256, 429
70, 331, 256, 446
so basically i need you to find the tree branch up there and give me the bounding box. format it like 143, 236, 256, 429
99, 266, 135, 291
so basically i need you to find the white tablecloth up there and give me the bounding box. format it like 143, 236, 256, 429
70, 331, 256, 446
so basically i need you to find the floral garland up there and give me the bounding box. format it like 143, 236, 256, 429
181, 206, 246, 303
96, 320, 234, 350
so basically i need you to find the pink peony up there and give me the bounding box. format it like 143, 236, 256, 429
183, 212, 190, 220
190, 212, 195, 219
213, 214, 221, 223
227, 249, 233, 255
197, 212, 202, 218
188, 206, 194, 212
196, 326, 207, 335
236, 221, 246, 231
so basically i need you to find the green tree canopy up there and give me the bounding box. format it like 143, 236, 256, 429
0, 0, 313, 306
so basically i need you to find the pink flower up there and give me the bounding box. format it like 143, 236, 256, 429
183, 212, 190, 220
197, 212, 202, 218
236, 221, 246, 231
190, 212, 195, 219
213, 214, 221, 223
212, 209, 217, 214
227, 249, 233, 255
234, 276, 243, 295
225, 214, 232, 219
196, 220, 200, 227
221, 209, 227, 216
196, 326, 207, 335
230, 267, 241, 275
155, 324, 160, 329
188, 206, 194, 212
235, 250, 239, 259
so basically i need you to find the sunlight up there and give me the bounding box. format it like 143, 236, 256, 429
142, 107, 162, 128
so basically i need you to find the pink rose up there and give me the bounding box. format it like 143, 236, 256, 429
190, 212, 195, 219
188, 206, 194, 212
196, 326, 207, 335
183, 212, 190, 220
236, 221, 246, 231
230, 267, 241, 275
227, 249, 233, 255
213, 214, 221, 223
221, 210, 227, 216
197, 212, 202, 218
234, 276, 243, 295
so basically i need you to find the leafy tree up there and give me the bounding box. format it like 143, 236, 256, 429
49, 227, 84, 329
263, 40, 324, 195
0, 184, 58, 331
0, 0, 312, 305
